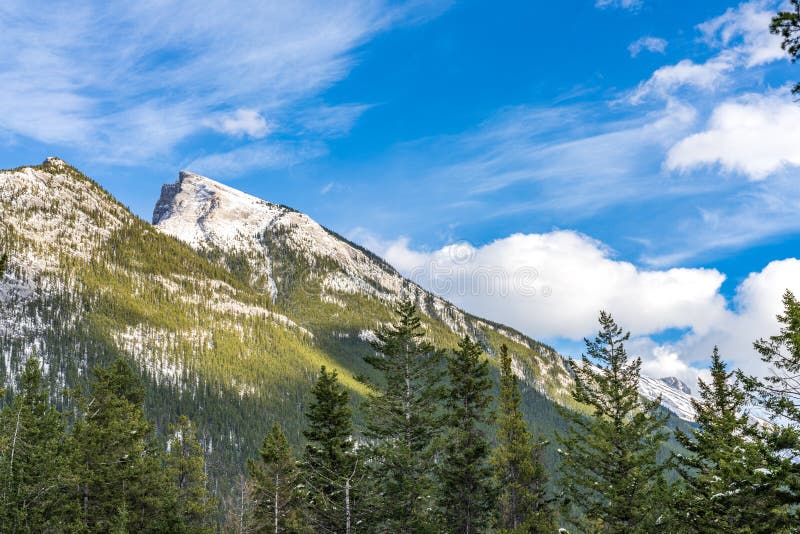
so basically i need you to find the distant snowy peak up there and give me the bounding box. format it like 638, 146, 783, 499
640, 375, 696, 422
661, 376, 692, 395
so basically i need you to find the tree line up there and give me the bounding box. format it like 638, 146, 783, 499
3, 291, 800, 532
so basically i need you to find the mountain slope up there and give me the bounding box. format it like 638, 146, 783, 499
153, 170, 575, 404
0, 159, 574, 500
0, 159, 697, 508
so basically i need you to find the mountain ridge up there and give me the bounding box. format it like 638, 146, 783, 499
0, 158, 698, 502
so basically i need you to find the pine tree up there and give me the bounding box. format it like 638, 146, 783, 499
357, 299, 445, 532
248, 422, 305, 533
166, 415, 217, 532
557, 311, 669, 533
771, 0, 800, 94
491, 344, 554, 533
674, 347, 784, 532
0, 357, 78, 531
738, 290, 800, 524
438, 335, 495, 533
72, 359, 180, 532
302, 366, 361, 534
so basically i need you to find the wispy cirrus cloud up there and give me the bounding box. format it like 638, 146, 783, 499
595, 0, 643, 10
0, 0, 448, 166
628, 36, 668, 57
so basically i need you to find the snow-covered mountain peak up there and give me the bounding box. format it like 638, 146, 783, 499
661, 376, 692, 395
152, 170, 284, 248
153, 170, 409, 299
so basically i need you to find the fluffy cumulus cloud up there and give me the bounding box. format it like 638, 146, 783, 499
360, 230, 800, 387
631, 56, 735, 102
663, 258, 800, 383
666, 92, 800, 179
364, 230, 729, 340
212, 109, 271, 139
628, 36, 668, 57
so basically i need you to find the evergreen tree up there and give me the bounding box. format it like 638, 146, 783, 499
738, 290, 800, 524
557, 311, 669, 533
491, 344, 554, 533
72, 359, 180, 532
303, 366, 361, 534
674, 347, 784, 532
248, 422, 305, 533
438, 335, 495, 533
357, 299, 445, 533
0, 251, 7, 277
166, 415, 217, 532
771, 0, 800, 94
0, 357, 78, 532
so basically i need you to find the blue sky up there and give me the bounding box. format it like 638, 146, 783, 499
3, 0, 800, 384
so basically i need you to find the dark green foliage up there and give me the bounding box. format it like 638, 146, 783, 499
303, 366, 362, 533
743, 290, 800, 425
0, 252, 7, 277
739, 290, 800, 524
673, 348, 785, 532
771, 0, 800, 94
357, 299, 446, 533
557, 311, 669, 533
248, 422, 306, 533
492, 344, 554, 533
438, 335, 495, 533
166, 415, 217, 532
0, 358, 78, 532
72, 359, 180, 532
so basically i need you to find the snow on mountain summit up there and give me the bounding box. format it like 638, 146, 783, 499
153, 170, 413, 302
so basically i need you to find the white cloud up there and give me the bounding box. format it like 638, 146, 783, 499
212, 109, 271, 139
187, 140, 327, 178
660, 258, 800, 383
698, 0, 785, 67
0, 0, 442, 164
632, 1, 784, 102
595, 0, 642, 10
631, 56, 734, 102
403, 100, 697, 217
358, 229, 800, 386
365, 230, 728, 340
628, 36, 667, 57
666, 93, 800, 179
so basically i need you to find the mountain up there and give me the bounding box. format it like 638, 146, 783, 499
0, 159, 700, 505
0, 159, 576, 497
661, 376, 692, 395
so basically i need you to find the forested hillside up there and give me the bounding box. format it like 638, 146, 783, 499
0, 159, 571, 512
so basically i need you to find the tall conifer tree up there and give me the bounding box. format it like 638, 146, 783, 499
491, 344, 554, 533
438, 335, 495, 533
0, 358, 77, 531
166, 415, 217, 532
674, 348, 783, 532
357, 299, 445, 532
557, 312, 669, 532
303, 366, 361, 534
72, 359, 179, 532
739, 290, 800, 524
248, 422, 305, 533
